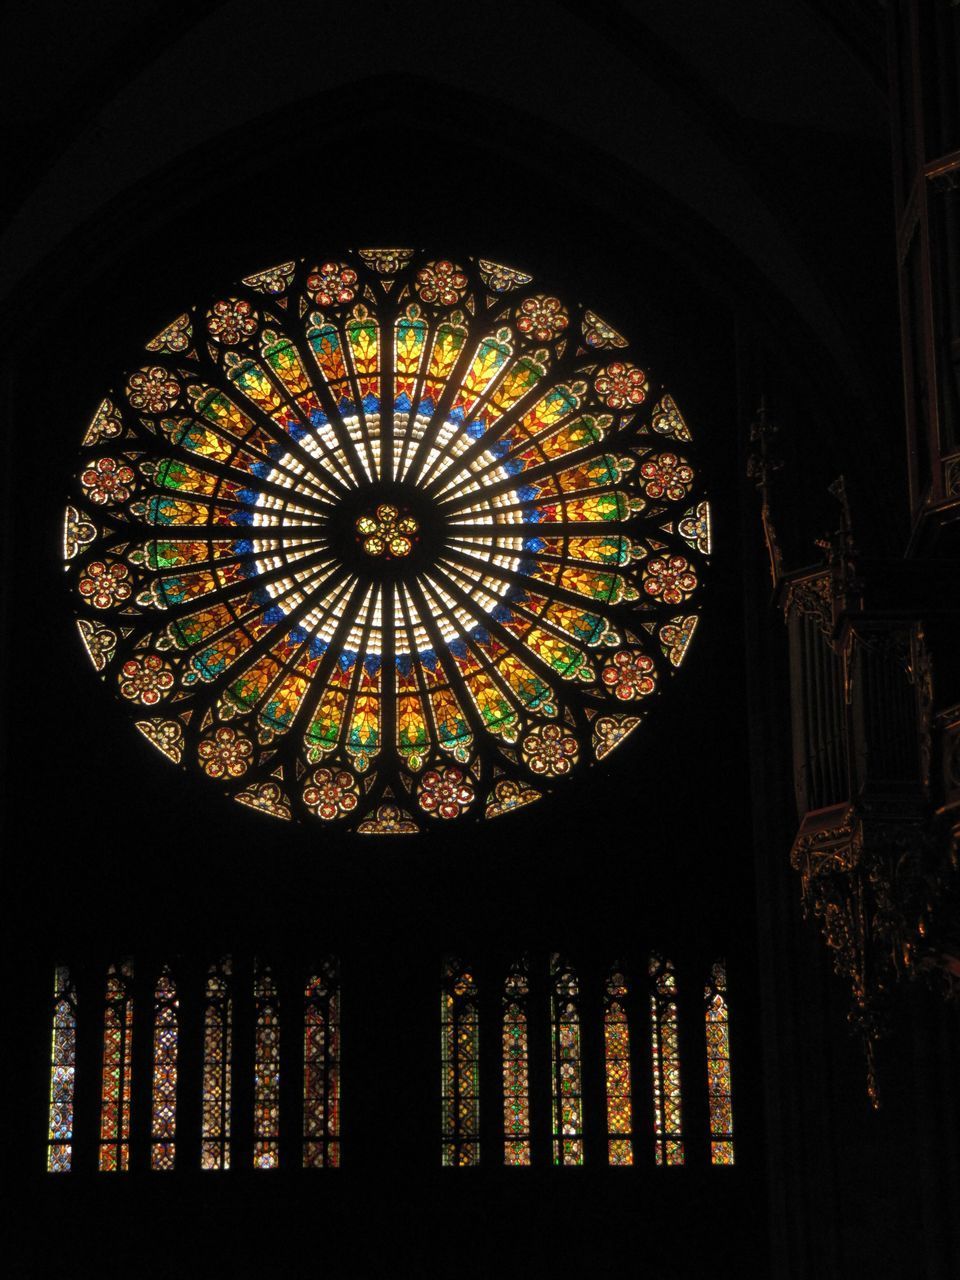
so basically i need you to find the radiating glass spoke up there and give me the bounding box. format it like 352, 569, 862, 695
66, 251, 708, 831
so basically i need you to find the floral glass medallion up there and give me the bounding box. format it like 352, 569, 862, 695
356, 504, 418, 558
63, 250, 710, 832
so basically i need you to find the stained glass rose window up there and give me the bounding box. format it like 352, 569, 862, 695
64, 250, 710, 832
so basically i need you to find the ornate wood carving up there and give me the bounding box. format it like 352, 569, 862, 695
753, 443, 960, 1102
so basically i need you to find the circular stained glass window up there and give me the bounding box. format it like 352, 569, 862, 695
63, 249, 710, 832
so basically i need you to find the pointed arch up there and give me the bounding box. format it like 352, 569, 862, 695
201, 957, 232, 1171
253, 959, 280, 1168
649, 954, 683, 1166
303, 958, 341, 1168
604, 965, 633, 1165
502, 955, 531, 1165
46, 967, 77, 1173
99, 960, 134, 1172
550, 953, 583, 1166
151, 966, 179, 1170
705, 960, 735, 1165
440, 955, 480, 1166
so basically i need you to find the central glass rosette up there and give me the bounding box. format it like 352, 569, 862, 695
63, 250, 710, 833
356, 503, 419, 560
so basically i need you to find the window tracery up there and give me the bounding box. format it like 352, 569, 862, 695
303, 959, 341, 1168
550, 954, 583, 1165
253, 960, 280, 1168
441, 956, 480, 1166
64, 252, 709, 833
502, 956, 531, 1165
151, 966, 178, 1170
41, 950, 734, 1171
201, 957, 233, 1171
604, 965, 634, 1165
46, 967, 77, 1174
99, 960, 134, 1172
706, 961, 735, 1165
649, 954, 684, 1166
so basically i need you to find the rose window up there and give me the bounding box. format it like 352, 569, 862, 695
63, 249, 710, 832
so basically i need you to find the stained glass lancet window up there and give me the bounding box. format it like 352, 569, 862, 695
63, 251, 710, 835
440, 956, 480, 1166
201, 957, 232, 1171
99, 960, 134, 1172
550, 953, 583, 1166
253, 960, 280, 1169
502, 956, 531, 1165
47, 967, 77, 1173
649, 954, 683, 1166
303, 959, 341, 1168
604, 966, 633, 1165
151, 966, 178, 1170
706, 961, 735, 1165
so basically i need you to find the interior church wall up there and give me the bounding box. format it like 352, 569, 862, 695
3, 3, 956, 1277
